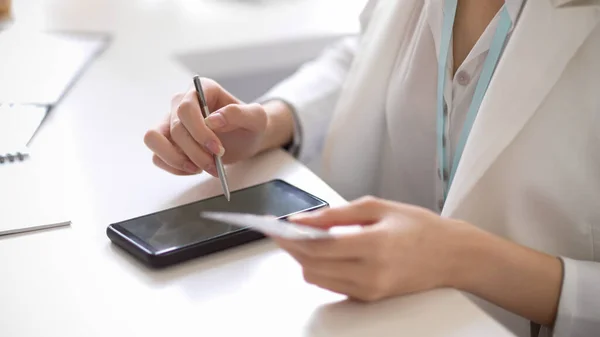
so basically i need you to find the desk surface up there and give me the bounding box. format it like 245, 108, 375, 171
0, 0, 516, 336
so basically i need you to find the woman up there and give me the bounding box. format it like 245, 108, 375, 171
143, 0, 600, 336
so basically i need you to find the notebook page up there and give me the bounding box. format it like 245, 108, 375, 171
0, 28, 107, 105
0, 104, 47, 154
0, 156, 70, 236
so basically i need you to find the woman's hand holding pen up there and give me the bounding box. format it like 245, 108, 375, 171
143, 78, 294, 177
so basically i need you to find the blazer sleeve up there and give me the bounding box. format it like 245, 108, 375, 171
552, 257, 600, 337
257, 0, 379, 164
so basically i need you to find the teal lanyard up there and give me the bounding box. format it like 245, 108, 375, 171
437, 0, 512, 198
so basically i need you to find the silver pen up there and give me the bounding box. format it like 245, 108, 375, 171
193, 75, 231, 201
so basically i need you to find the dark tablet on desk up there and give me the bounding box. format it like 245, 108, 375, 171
106, 179, 328, 268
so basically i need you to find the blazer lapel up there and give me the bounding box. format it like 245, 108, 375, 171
321, 0, 423, 200
443, 0, 600, 216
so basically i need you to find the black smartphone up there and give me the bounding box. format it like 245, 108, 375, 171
106, 179, 328, 268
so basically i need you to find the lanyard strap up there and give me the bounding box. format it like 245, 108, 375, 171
437, 0, 512, 197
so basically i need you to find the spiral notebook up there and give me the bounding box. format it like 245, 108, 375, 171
0, 28, 108, 165
0, 157, 71, 236
0, 105, 70, 237
0, 138, 71, 235
0, 104, 47, 164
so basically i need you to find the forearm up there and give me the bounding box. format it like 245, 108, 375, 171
259, 100, 295, 153
449, 223, 563, 327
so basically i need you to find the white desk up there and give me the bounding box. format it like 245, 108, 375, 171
0, 0, 517, 336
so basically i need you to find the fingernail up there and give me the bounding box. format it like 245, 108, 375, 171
183, 161, 198, 173
205, 140, 225, 156
205, 164, 217, 176
205, 113, 226, 129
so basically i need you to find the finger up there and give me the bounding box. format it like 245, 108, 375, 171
170, 91, 186, 112
205, 103, 267, 133
297, 254, 362, 284
152, 155, 192, 176
273, 233, 375, 260
144, 129, 199, 174
280, 238, 361, 266
302, 264, 388, 303
195, 77, 240, 112
302, 270, 358, 298
169, 119, 218, 177
289, 196, 391, 227
170, 79, 239, 123
174, 89, 225, 157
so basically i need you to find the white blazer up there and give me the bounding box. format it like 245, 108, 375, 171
262, 0, 600, 336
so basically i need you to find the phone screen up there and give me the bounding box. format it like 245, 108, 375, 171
114, 180, 326, 254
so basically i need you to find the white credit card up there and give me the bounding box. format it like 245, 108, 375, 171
200, 212, 336, 240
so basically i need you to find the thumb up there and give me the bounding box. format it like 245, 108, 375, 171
205, 103, 267, 133
289, 197, 387, 228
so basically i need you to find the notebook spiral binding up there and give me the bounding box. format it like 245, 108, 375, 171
0, 149, 29, 164
0, 102, 45, 164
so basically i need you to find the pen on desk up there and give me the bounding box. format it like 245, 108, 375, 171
193, 75, 231, 201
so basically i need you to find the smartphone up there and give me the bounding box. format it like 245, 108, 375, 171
106, 179, 328, 268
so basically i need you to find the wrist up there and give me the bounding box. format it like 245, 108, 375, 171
443, 220, 563, 326
439, 219, 483, 290
258, 100, 295, 153
443, 220, 514, 292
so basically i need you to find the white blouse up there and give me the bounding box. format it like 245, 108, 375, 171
263, 0, 525, 212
